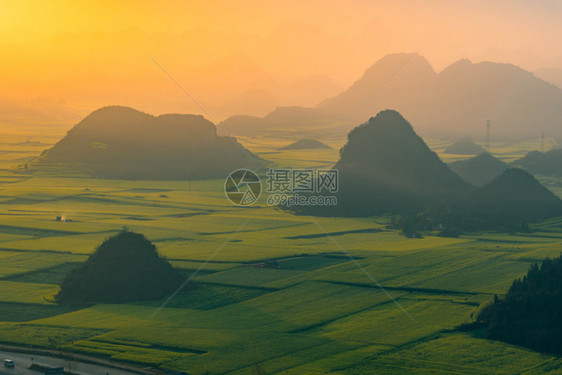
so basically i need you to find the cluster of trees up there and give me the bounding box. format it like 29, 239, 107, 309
477, 255, 562, 354
389, 207, 533, 238
383, 168, 561, 237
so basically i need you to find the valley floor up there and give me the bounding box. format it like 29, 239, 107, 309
0, 129, 561, 374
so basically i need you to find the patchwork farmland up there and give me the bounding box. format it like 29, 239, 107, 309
0, 130, 561, 374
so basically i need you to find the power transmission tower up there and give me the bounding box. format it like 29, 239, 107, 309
485, 120, 491, 150
541, 131, 545, 153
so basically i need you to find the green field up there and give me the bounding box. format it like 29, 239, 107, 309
0, 127, 561, 374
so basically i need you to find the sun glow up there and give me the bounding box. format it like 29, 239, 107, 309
1, 0, 561, 120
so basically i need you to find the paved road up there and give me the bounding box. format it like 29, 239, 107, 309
0, 350, 141, 375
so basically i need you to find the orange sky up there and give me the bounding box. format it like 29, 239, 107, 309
1, 0, 562, 120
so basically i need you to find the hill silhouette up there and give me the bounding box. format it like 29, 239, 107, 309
286, 112, 561, 232
317, 53, 436, 122
56, 230, 184, 304
449, 153, 507, 186
477, 254, 562, 355
318, 54, 562, 139
305, 110, 470, 216
279, 139, 330, 150
220, 54, 562, 140
35, 106, 262, 180
466, 168, 562, 225
444, 138, 486, 155
389, 168, 562, 235
397, 168, 562, 235
511, 149, 562, 176
220, 106, 330, 136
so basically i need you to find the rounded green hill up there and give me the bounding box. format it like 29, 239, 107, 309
56, 230, 184, 304
35, 106, 262, 180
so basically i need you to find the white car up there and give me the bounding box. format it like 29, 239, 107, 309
3, 359, 14, 368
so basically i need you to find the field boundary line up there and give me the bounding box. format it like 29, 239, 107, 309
307, 216, 414, 321
288, 298, 405, 334
195, 281, 280, 291
318, 280, 485, 296
146, 217, 253, 323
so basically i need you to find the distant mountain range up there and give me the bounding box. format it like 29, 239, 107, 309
33, 106, 262, 180
221, 53, 562, 140
220, 106, 332, 136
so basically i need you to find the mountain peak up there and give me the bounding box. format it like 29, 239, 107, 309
450, 152, 507, 186
350, 109, 414, 136
362, 53, 435, 78
469, 168, 562, 221
512, 148, 562, 176
330, 110, 469, 215
315, 54, 562, 139
351, 53, 436, 91
444, 138, 486, 155
79, 105, 151, 122
316, 54, 436, 121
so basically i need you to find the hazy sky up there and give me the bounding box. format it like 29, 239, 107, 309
1, 0, 562, 119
